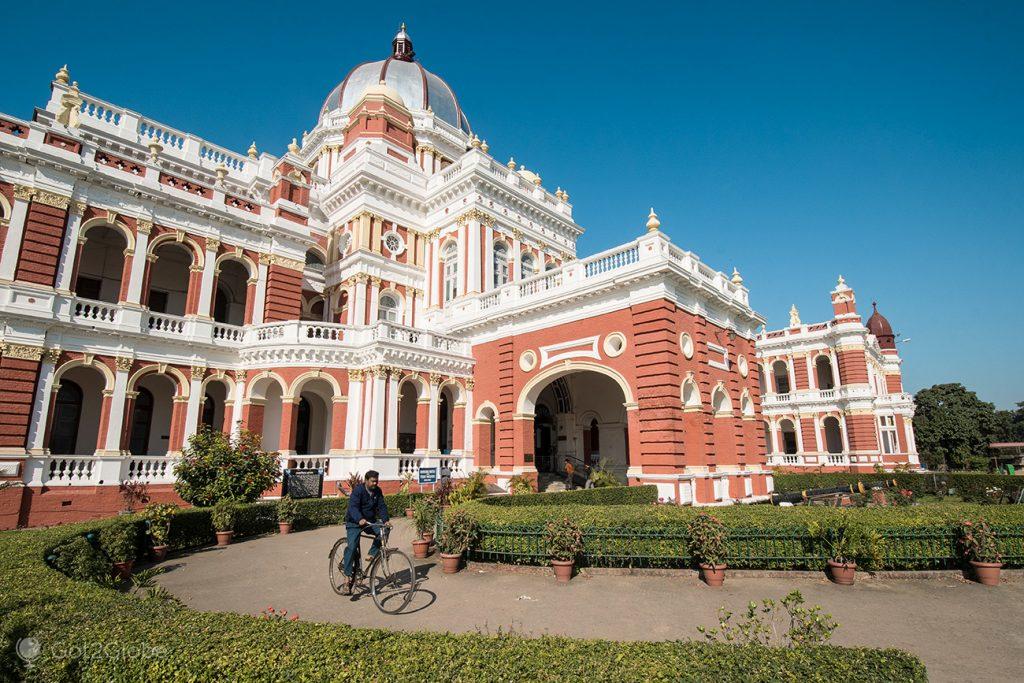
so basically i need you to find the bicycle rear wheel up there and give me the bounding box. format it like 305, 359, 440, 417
369, 548, 416, 614
328, 536, 354, 595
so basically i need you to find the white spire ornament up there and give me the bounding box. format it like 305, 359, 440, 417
789, 305, 801, 327
646, 207, 660, 232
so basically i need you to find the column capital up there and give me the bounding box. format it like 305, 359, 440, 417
0, 343, 45, 361
234, 369, 247, 382
190, 365, 207, 380
115, 356, 134, 372
13, 185, 35, 202
429, 373, 443, 386
44, 347, 62, 365
136, 218, 153, 234
348, 368, 365, 381
70, 200, 88, 217
465, 378, 475, 390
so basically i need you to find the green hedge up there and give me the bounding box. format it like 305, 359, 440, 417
772, 472, 1023, 503
0, 522, 927, 681
482, 485, 659, 507
464, 501, 1024, 570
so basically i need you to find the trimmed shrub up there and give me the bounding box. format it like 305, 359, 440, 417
174, 426, 280, 506
2, 522, 926, 681
482, 485, 658, 507
773, 472, 1023, 503
464, 500, 1024, 570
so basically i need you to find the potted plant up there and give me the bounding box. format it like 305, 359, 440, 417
276, 495, 298, 534
959, 519, 1003, 585
436, 508, 478, 574
544, 517, 584, 583
211, 500, 236, 547
686, 513, 728, 587
400, 472, 417, 517
434, 477, 454, 509
101, 523, 139, 580
142, 502, 177, 562
808, 519, 880, 585
412, 498, 437, 558
507, 474, 534, 495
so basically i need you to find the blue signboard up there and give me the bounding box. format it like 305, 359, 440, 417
418, 467, 437, 485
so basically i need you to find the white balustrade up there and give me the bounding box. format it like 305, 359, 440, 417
212, 323, 245, 343
147, 312, 187, 336
73, 298, 119, 324
584, 244, 639, 278
398, 458, 421, 475
123, 456, 179, 484
78, 95, 122, 127
818, 389, 836, 400
45, 457, 96, 484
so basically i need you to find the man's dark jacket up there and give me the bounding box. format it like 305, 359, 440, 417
345, 483, 390, 526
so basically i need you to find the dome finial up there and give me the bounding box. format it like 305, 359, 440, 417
789, 304, 801, 327
731, 268, 743, 285
392, 22, 415, 62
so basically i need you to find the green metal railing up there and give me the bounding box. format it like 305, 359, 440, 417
468, 524, 1024, 570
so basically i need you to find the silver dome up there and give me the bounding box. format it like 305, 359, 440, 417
320, 57, 471, 134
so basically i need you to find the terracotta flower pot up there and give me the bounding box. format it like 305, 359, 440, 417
551, 559, 575, 583
151, 545, 168, 563
112, 560, 134, 580
699, 563, 727, 587
827, 559, 857, 585
440, 552, 462, 574
423, 531, 435, 544
970, 560, 1002, 586
412, 539, 430, 559
215, 530, 234, 547
279, 522, 292, 535
405, 507, 415, 518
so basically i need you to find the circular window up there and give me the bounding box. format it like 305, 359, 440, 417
383, 231, 405, 256
336, 232, 351, 255
604, 332, 627, 358
737, 355, 749, 377
680, 332, 694, 359
519, 350, 537, 372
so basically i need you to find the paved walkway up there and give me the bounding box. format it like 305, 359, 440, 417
156, 519, 1024, 682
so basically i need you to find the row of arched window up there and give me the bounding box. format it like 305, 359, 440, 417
759, 356, 837, 395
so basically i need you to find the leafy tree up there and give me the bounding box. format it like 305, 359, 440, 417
173, 426, 280, 506
993, 402, 1024, 443
912, 384, 999, 470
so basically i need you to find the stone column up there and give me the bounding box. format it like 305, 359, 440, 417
466, 214, 481, 293
195, 239, 219, 318
123, 219, 151, 305
0, 186, 33, 281
278, 397, 300, 454
511, 230, 522, 282
53, 200, 88, 293
252, 255, 270, 324
368, 277, 381, 324
243, 277, 257, 324
463, 379, 475, 462
427, 231, 441, 307
182, 366, 206, 444
483, 227, 494, 290
368, 366, 387, 450
183, 263, 204, 316
26, 347, 62, 454
353, 275, 368, 326
343, 370, 364, 451
168, 395, 189, 454
100, 357, 133, 455
117, 244, 135, 303
451, 402, 465, 452
415, 396, 430, 453
385, 368, 399, 452
231, 370, 247, 437
427, 374, 441, 454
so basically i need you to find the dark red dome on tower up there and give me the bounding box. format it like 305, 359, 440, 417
867, 302, 896, 349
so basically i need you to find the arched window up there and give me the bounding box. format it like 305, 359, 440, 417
442, 242, 458, 303
50, 380, 84, 455
304, 250, 325, 274
823, 416, 844, 453
520, 253, 536, 279
772, 360, 791, 395
493, 242, 509, 287
763, 420, 773, 454
815, 356, 835, 390
378, 293, 400, 322
779, 419, 798, 455
712, 386, 732, 415
128, 388, 155, 455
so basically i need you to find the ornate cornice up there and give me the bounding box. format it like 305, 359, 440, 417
271, 255, 305, 272
455, 208, 495, 228
13, 185, 35, 202
32, 190, 72, 210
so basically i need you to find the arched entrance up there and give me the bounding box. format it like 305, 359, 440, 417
147, 242, 193, 315
397, 380, 419, 454
437, 387, 454, 454
128, 373, 176, 455
519, 365, 633, 486
74, 225, 127, 302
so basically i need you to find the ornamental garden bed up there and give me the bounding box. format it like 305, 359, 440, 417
0, 515, 927, 681
461, 499, 1024, 571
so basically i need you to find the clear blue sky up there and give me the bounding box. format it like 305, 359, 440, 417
2, 2, 1021, 407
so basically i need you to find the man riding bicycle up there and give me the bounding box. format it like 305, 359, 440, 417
342, 470, 390, 595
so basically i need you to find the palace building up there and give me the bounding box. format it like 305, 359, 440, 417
0, 27, 917, 528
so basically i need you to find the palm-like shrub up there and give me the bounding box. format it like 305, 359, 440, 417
686, 513, 728, 567
277, 495, 298, 524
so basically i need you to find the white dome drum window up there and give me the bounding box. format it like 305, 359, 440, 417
383, 231, 405, 257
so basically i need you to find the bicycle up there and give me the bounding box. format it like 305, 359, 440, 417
328, 522, 417, 614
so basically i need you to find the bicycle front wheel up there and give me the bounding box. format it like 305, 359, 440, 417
369, 548, 416, 614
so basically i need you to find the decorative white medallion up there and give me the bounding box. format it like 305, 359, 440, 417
680, 332, 694, 359
737, 355, 749, 377
382, 231, 405, 256
603, 332, 627, 358
519, 350, 537, 372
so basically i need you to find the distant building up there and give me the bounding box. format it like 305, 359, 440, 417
756, 279, 919, 472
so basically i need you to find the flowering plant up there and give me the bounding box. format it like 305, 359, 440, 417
259, 606, 299, 622
142, 502, 178, 545
174, 426, 279, 506
958, 519, 1002, 564
544, 517, 584, 562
